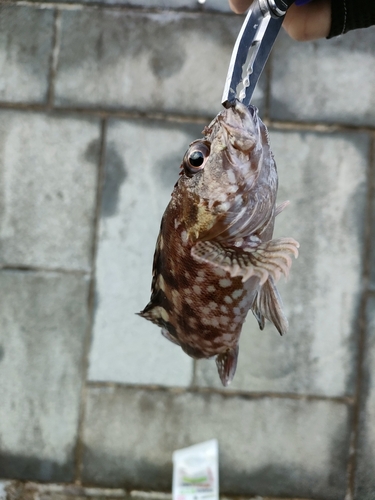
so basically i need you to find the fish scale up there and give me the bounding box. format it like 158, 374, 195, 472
139, 101, 299, 386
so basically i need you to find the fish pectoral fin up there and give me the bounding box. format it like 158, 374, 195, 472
216, 345, 239, 387
191, 237, 299, 285
253, 276, 289, 336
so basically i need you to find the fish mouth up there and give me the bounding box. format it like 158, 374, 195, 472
219, 100, 261, 155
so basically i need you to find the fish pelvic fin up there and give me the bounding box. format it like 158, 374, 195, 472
191, 237, 299, 286
216, 345, 239, 387
253, 276, 288, 336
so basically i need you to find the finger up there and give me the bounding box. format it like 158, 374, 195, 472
283, 0, 331, 40
228, 0, 253, 14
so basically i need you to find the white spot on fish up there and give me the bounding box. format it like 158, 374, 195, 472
220, 316, 230, 325
159, 236, 164, 250
233, 307, 241, 315
232, 289, 243, 299
193, 285, 201, 295
157, 307, 169, 321
174, 218, 181, 229
220, 305, 228, 313
196, 276, 205, 283
224, 295, 233, 304
227, 169, 236, 184
219, 278, 232, 288
234, 238, 244, 247
218, 201, 230, 212
158, 275, 166, 290
227, 185, 237, 194
188, 317, 197, 328
210, 317, 219, 328
217, 192, 228, 202
239, 296, 249, 309
208, 301, 218, 310
207, 285, 216, 293
171, 289, 181, 307
214, 267, 227, 277
201, 306, 211, 316
181, 231, 188, 244
197, 270, 205, 278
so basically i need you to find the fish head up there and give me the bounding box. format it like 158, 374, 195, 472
177, 101, 276, 242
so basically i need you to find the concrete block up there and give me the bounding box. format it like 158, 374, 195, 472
53, 0, 231, 11
0, 6, 54, 104
54, 10, 266, 116
82, 385, 351, 499
270, 28, 375, 126
0, 482, 128, 500
0, 270, 90, 482
196, 129, 369, 396
88, 118, 199, 386
0, 110, 100, 271
370, 154, 375, 289
354, 296, 375, 499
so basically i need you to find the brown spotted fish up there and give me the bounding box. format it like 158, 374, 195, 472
139, 100, 299, 386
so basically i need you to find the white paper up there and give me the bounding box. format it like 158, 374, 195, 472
172, 439, 219, 500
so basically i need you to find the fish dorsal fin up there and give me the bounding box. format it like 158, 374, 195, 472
252, 276, 288, 336
191, 238, 299, 285
216, 345, 239, 387
275, 200, 290, 216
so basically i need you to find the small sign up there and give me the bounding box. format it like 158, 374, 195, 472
172, 439, 219, 500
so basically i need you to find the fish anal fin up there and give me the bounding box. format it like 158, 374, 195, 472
191, 237, 299, 285
251, 301, 265, 331
216, 345, 239, 387
254, 276, 289, 336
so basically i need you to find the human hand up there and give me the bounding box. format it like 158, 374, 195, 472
228, 0, 331, 41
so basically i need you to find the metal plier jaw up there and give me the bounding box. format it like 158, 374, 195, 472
222, 0, 295, 109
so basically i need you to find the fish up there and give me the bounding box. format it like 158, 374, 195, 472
139, 100, 299, 387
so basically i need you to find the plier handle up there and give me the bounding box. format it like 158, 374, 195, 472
222, 0, 295, 108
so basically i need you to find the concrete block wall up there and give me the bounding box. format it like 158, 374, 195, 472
0, 1, 374, 499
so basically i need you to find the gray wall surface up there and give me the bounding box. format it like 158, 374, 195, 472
0, 1, 374, 499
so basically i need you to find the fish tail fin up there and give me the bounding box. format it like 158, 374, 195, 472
253, 276, 289, 336
216, 345, 239, 387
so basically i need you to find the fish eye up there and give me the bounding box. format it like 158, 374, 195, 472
183, 141, 210, 177
189, 151, 204, 167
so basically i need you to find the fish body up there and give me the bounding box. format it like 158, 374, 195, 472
139, 101, 299, 386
